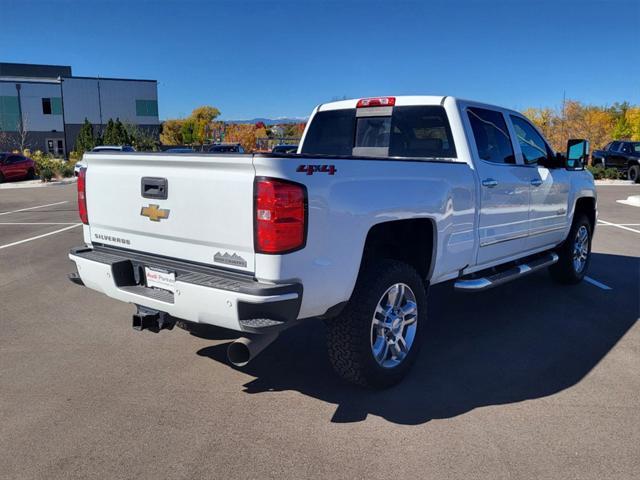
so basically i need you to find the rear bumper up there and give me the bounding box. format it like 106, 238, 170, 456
68, 245, 302, 333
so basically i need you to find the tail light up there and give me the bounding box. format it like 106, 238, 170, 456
356, 96, 396, 108
255, 178, 307, 254
77, 168, 88, 224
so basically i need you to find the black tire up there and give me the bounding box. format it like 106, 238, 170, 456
0, 172, 4, 184
628, 164, 640, 183
326, 259, 427, 389
25, 168, 35, 180
549, 214, 592, 284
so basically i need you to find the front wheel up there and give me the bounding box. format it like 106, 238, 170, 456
25, 168, 35, 180
326, 259, 427, 388
549, 214, 592, 284
628, 165, 639, 183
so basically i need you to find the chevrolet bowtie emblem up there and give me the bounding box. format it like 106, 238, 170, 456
140, 204, 170, 222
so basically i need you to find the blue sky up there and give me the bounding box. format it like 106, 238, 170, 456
2, 0, 638, 120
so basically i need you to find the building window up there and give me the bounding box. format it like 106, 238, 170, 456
42, 98, 52, 114
42, 97, 62, 115
0, 95, 20, 131
136, 99, 158, 117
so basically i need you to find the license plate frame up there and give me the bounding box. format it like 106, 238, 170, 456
144, 266, 176, 293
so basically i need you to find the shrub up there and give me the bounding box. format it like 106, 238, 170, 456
40, 167, 54, 182
58, 162, 75, 178
604, 168, 619, 180
586, 165, 604, 179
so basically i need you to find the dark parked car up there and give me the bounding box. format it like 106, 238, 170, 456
208, 143, 244, 153
165, 147, 195, 153
0, 153, 35, 183
592, 141, 640, 182
271, 144, 298, 154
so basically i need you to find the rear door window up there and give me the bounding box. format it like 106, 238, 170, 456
609, 141, 621, 152
467, 107, 515, 164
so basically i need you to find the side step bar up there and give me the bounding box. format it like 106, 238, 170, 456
454, 252, 559, 292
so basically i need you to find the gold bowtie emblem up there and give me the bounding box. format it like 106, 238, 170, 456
140, 204, 170, 222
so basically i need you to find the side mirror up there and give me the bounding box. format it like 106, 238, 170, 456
566, 139, 589, 170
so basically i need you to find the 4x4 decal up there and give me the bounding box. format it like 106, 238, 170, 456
296, 164, 337, 175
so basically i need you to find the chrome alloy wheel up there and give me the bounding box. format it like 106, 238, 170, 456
573, 225, 589, 273
370, 283, 418, 368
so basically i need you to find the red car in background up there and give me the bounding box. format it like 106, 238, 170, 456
0, 153, 35, 183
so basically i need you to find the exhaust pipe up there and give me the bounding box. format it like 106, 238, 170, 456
227, 332, 279, 367
132, 307, 175, 333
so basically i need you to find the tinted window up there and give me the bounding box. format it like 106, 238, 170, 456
301, 109, 356, 156
609, 141, 621, 152
7, 155, 22, 164
510, 115, 550, 165
621, 143, 632, 153
42, 98, 52, 115
390, 106, 456, 158
467, 108, 515, 164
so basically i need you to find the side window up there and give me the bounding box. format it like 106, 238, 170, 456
609, 141, 621, 152
7, 155, 21, 164
42, 98, 52, 115
621, 143, 632, 154
467, 107, 515, 164
510, 115, 551, 165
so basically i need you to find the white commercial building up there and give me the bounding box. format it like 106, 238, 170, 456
0, 62, 159, 156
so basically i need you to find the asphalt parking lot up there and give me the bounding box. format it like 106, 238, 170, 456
1, 183, 638, 480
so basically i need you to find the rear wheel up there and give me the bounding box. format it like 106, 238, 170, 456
326, 259, 427, 388
628, 165, 639, 183
25, 168, 35, 180
549, 214, 592, 284
0, 172, 4, 184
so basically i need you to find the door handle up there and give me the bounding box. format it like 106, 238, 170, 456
530, 178, 543, 187
482, 178, 498, 188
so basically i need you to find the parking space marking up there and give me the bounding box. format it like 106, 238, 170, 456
597, 219, 640, 234
0, 224, 81, 250
584, 276, 612, 290
0, 201, 68, 216
0, 222, 79, 226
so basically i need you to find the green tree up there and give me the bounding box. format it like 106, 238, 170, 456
102, 119, 116, 145
612, 115, 633, 140
74, 118, 96, 155
181, 119, 197, 144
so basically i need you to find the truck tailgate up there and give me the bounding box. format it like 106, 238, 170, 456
83, 153, 256, 273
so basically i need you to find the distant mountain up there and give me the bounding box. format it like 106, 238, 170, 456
223, 117, 307, 125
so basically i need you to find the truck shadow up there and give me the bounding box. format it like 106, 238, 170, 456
196, 252, 639, 424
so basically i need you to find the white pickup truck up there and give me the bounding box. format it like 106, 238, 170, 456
69, 96, 596, 388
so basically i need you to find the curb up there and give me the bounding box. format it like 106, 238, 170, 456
0, 178, 77, 190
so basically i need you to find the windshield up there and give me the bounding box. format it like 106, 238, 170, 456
301, 106, 456, 158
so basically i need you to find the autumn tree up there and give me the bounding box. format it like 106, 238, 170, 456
160, 119, 185, 145
160, 105, 221, 145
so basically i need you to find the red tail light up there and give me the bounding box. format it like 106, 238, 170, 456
77, 168, 88, 224
356, 96, 396, 108
255, 178, 307, 254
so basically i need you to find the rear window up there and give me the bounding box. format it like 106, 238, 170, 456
301, 105, 456, 158
301, 109, 356, 156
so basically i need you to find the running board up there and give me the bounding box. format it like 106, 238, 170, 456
454, 252, 559, 292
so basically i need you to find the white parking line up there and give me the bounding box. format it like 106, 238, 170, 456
0, 224, 81, 250
597, 219, 640, 234
0, 222, 78, 225
584, 276, 612, 291
0, 201, 68, 216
